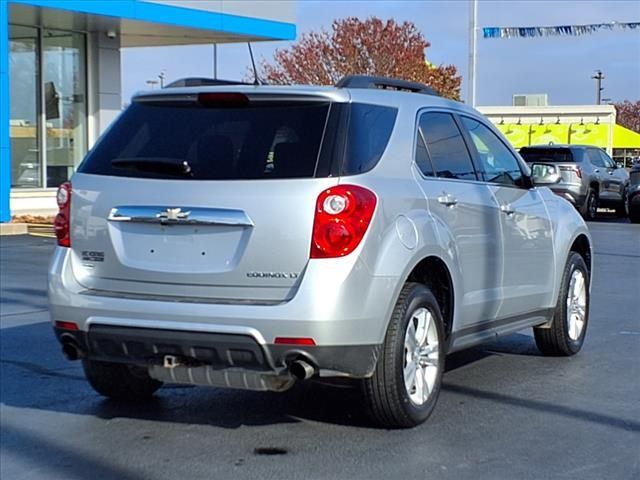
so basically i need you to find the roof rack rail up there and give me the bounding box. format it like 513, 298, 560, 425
164, 77, 253, 88
335, 75, 439, 96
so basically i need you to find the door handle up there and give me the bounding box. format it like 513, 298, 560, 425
594, 168, 600, 173
437, 193, 458, 207
500, 204, 515, 215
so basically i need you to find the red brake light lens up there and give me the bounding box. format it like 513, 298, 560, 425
55, 321, 79, 331
310, 185, 377, 259
54, 182, 72, 248
274, 337, 316, 346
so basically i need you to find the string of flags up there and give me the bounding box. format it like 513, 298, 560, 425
483, 21, 640, 39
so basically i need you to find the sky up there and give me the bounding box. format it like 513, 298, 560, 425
121, 0, 640, 106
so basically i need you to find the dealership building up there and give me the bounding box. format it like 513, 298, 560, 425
0, 0, 295, 222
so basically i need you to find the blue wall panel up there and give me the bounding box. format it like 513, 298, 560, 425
1, 0, 10, 222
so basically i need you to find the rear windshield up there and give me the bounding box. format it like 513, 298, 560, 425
79, 99, 398, 180
79, 101, 330, 180
519, 148, 576, 163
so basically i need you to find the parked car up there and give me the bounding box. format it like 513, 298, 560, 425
519, 145, 630, 220
628, 163, 640, 223
49, 76, 592, 428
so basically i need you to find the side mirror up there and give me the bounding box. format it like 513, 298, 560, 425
530, 163, 561, 185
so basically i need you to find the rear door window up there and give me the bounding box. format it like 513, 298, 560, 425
419, 112, 477, 181
414, 131, 434, 176
79, 101, 330, 180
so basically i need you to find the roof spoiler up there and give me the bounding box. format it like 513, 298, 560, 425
336, 75, 439, 96
164, 77, 253, 88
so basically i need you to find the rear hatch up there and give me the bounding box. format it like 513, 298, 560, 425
69, 89, 397, 303
520, 147, 582, 184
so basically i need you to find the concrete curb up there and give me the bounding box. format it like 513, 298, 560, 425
0, 223, 28, 235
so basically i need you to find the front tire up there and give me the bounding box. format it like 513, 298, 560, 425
534, 252, 589, 356
83, 359, 163, 400
363, 282, 445, 428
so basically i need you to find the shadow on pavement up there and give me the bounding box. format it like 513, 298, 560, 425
2, 320, 636, 432
1, 424, 144, 480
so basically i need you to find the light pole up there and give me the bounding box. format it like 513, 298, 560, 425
146, 79, 159, 89
468, 0, 478, 107
592, 70, 604, 104
158, 71, 166, 88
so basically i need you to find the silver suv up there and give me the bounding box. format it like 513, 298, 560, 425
49, 76, 592, 428
520, 145, 630, 220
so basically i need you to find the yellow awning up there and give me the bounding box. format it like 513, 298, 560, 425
613, 124, 640, 149
568, 123, 609, 148
496, 124, 530, 148
529, 124, 570, 146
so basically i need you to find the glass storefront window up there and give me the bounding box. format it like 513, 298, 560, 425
9, 25, 40, 188
8, 25, 87, 189
43, 29, 87, 188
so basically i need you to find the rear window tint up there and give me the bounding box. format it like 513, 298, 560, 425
520, 148, 575, 163
341, 104, 397, 175
79, 102, 330, 180
419, 112, 477, 181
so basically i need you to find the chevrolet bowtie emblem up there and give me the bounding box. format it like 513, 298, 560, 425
157, 207, 190, 222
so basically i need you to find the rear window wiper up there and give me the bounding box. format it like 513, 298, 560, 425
111, 157, 192, 177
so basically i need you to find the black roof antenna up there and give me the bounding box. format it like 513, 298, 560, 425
247, 43, 264, 85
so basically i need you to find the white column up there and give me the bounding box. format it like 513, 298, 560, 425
467, 0, 478, 107
87, 31, 121, 147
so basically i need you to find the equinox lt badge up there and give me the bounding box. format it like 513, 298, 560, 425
247, 272, 299, 279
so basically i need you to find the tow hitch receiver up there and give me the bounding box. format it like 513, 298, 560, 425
163, 355, 182, 368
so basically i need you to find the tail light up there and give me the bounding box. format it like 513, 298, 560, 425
54, 182, 72, 247
274, 337, 316, 346
560, 165, 582, 179
310, 185, 377, 259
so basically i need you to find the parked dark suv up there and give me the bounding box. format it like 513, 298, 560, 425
520, 145, 630, 220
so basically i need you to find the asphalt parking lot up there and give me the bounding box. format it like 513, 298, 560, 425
1, 218, 639, 480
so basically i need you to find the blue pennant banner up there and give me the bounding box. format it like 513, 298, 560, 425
483, 21, 640, 39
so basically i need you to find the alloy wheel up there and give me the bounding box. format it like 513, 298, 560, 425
403, 307, 440, 405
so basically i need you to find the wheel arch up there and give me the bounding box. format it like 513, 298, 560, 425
405, 256, 455, 347
569, 233, 592, 274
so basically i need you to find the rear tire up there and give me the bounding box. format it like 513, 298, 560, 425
580, 189, 597, 220
630, 205, 640, 224
534, 252, 589, 356
615, 187, 629, 218
363, 282, 445, 428
83, 359, 162, 400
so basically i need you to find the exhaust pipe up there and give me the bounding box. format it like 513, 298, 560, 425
61, 338, 83, 361
289, 359, 315, 381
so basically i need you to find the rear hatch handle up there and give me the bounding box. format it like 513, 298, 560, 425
108, 206, 254, 227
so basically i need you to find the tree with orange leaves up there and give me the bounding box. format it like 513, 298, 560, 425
259, 17, 462, 100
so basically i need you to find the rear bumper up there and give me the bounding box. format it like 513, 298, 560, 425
548, 184, 586, 207
54, 325, 380, 386
49, 246, 394, 379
